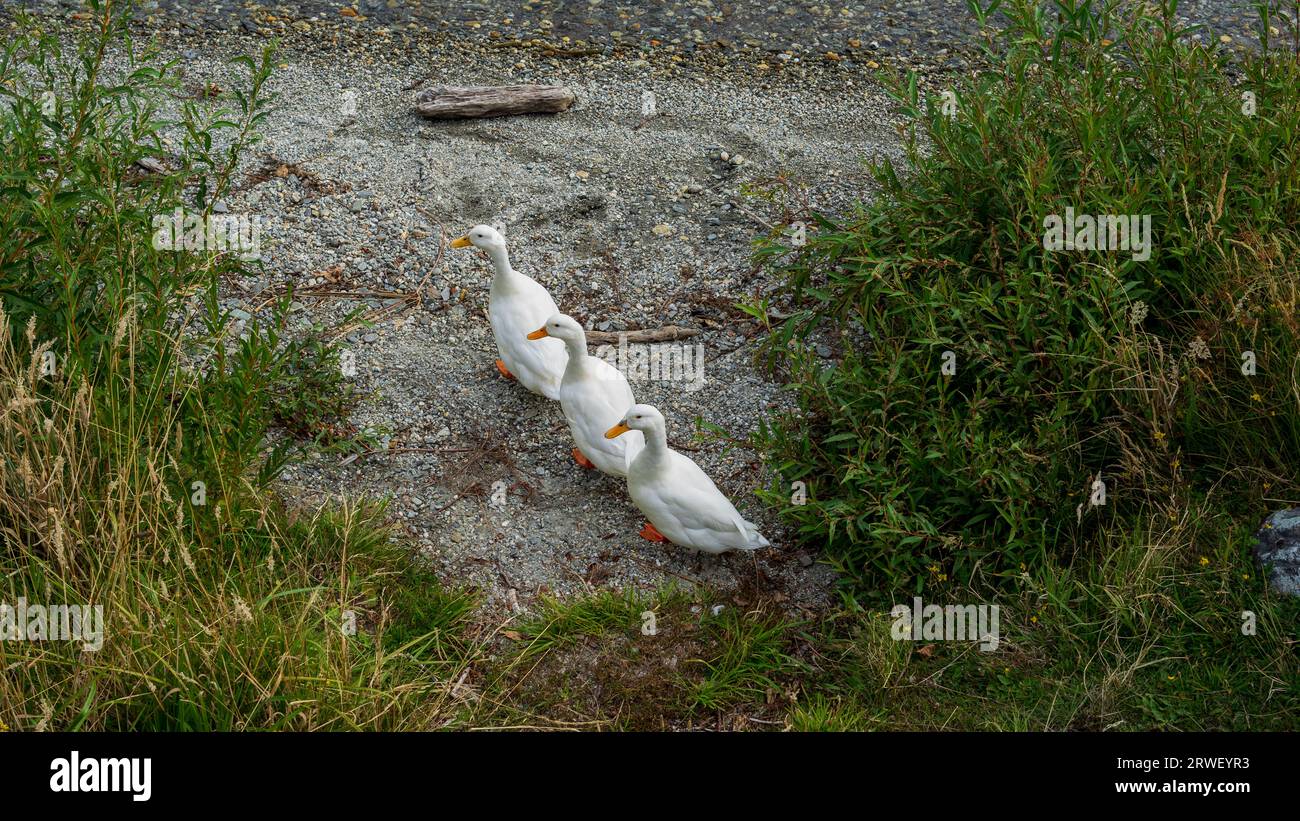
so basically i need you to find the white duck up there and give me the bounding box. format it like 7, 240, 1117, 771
450, 224, 567, 399
527, 313, 645, 476
605, 404, 770, 553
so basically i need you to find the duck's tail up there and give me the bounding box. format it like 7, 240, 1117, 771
739, 520, 770, 550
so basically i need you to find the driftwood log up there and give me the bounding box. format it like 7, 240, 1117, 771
415, 85, 576, 119
585, 326, 701, 345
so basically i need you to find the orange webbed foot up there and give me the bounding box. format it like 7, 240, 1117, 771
639, 522, 668, 543
572, 448, 596, 470
495, 359, 515, 380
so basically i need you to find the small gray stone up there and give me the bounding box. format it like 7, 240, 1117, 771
1254, 508, 1300, 596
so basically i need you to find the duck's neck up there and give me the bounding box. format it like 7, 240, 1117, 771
639, 421, 670, 467
561, 330, 590, 379
485, 246, 515, 282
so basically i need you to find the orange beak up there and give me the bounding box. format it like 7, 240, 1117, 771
527, 326, 549, 340
450, 235, 472, 249
604, 423, 631, 439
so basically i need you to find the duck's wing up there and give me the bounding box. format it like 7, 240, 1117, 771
562, 358, 643, 465
514, 334, 567, 396
580, 356, 636, 418
491, 277, 566, 396
652, 451, 752, 536
581, 358, 644, 469
621, 429, 646, 473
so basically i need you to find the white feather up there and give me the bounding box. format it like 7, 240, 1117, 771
620, 405, 770, 554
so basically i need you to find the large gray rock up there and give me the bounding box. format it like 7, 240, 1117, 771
1254, 508, 1300, 596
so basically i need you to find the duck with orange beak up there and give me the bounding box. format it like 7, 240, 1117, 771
449, 224, 566, 399
606, 404, 770, 553
528, 313, 644, 475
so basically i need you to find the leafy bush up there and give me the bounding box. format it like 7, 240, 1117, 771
750, 0, 1300, 595
0, 3, 460, 730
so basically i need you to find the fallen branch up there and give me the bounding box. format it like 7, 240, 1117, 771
585, 325, 701, 345
415, 85, 576, 119
135, 156, 166, 174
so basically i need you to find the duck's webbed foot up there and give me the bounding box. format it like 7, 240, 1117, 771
572, 448, 596, 470
495, 359, 515, 380
639, 522, 668, 543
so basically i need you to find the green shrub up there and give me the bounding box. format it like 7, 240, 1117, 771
0, 3, 461, 730
750, 0, 1300, 595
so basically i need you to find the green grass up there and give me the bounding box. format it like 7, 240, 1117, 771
686, 608, 803, 711
476, 587, 806, 729
513, 587, 682, 659
788, 694, 873, 732
0, 2, 469, 731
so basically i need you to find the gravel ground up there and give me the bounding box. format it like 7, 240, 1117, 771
5, 0, 1273, 70
43, 13, 910, 618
